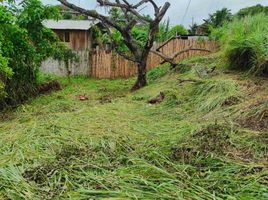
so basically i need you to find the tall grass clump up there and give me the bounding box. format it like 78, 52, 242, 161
191, 79, 240, 112
211, 14, 268, 74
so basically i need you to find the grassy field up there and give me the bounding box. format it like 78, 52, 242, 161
0, 56, 267, 199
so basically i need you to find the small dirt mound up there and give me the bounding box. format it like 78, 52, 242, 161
171, 125, 233, 163
148, 90, 179, 107
38, 80, 61, 94
148, 92, 165, 104
171, 124, 267, 164
170, 146, 198, 164
239, 100, 268, 131
223, 96, 240, 106
240, 113, 268, 131
99, 95, 113, 104
193, 125, 232, 153
0, 112, 15, 121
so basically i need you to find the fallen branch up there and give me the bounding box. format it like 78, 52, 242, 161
177, 78, 204, 85
150, 47, 212, 68
172, 47, 211, 60
177, 78, 200, 84
150, 49, 176, 66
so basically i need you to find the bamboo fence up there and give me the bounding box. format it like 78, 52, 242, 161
91, 38, 218, 78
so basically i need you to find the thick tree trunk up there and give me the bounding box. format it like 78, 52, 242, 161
131, 61, 147, 91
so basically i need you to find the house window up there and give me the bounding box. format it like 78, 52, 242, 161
64, 31, 70, 42
58, 32, 64, 41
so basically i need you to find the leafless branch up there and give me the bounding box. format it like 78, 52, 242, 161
115, 51, 137, 62
97, 0, 152, 22
173, 47, 211, 59
156, 36, 176, 51
151, 47, 212, 66
150, 49, 177, 65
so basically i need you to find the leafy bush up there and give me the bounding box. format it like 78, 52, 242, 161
211, 14, 268, 74
167, 25, 188, 38
0, 0, 77, 108
0, 47, 12, 98
156, 20, 170, 42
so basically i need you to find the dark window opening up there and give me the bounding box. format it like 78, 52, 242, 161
64, 31, 70, 42
180, 36, 189, 40
58, 32, 64, 41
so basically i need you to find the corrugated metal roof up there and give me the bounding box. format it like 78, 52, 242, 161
43, 20, 97, 30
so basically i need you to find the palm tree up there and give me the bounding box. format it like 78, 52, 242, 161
198, 8, 232, 35
208, 8, 232, 28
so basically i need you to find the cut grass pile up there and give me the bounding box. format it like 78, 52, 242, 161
0, 57, 268, 199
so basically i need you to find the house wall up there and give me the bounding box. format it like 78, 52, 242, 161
53, 29, 92, 50
41, 50, 92, 76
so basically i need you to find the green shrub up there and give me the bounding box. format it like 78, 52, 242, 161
167, 25, 188, 38
0, 0, 77, 108
211, 14, 268, 74
0, 48, 12, 98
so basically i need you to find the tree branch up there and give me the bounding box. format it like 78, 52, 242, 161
157, 2, 170, 19
150, 49, 176, 65
97, 0, 152, 22
98, 23, 137, 62
59, 0, 170, 66
115, 51, 137, 62
142, 2, 170, 59
151, 47, 212, 66
58, 0, 122, 31
58, 0, 141, 55
172, 47, 211, 60
156, 36, 176, 51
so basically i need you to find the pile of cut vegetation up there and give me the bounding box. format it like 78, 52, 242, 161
0, 54, 267, 199
1, 10, 268, 200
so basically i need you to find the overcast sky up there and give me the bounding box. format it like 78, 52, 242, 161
43, 0, 268, 27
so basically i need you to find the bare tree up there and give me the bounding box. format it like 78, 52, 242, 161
58, 0, 170, 91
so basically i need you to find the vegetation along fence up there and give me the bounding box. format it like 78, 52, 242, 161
41, 38, 218, 78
